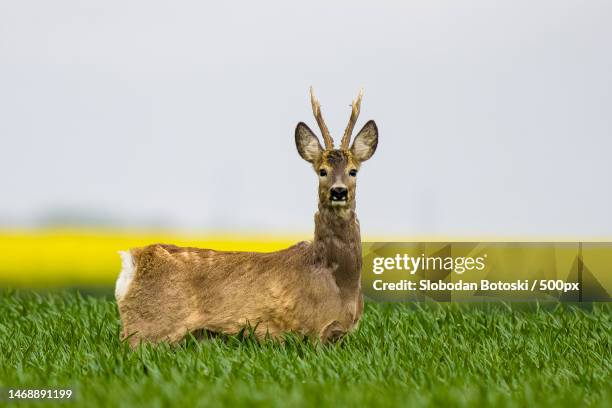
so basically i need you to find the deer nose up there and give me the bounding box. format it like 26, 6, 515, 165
330, 187, 348, 201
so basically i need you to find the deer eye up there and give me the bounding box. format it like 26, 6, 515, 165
349, 169, 357, 177
319, 169, 327, 177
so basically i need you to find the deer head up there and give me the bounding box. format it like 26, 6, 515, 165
295, 87, 378, 211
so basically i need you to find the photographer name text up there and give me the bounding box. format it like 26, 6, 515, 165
373, 279, 580, 292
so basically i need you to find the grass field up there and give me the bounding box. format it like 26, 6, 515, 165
0, 291, 610, 407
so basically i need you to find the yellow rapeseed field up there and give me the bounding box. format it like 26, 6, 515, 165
0, 229, 301, 287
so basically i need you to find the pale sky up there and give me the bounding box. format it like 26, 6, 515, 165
1, 1, 611, 237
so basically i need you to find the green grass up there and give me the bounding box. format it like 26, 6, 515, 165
0, 291, 610, 407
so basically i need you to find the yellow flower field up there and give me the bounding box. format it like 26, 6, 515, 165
0, 229, 301, 287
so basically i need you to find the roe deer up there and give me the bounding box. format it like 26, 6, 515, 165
115, 88, 378, 346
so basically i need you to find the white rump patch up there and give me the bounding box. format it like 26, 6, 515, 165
115, 250, 135, 301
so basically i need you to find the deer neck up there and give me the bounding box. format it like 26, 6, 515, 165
313, 206, 362, 293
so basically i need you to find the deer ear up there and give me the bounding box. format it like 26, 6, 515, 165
350, 120, 378, 162
295, 122, 323, 163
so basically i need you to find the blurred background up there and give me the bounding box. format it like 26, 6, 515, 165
1, 0, 611, 288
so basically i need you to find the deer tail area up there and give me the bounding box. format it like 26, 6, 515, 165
115, 250, 136, 301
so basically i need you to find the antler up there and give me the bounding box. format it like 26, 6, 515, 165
310, 87, 334, 150
340, 88, 364, 149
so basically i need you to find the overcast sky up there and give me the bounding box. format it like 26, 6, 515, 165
1, 1, 611, 237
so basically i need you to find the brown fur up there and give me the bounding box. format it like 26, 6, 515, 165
117, 208, 363, 347
116, 91, 377, 347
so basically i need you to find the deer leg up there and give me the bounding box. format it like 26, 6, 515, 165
320, 320, 346, 343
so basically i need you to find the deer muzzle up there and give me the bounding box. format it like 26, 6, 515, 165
330, 186, 348, 205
